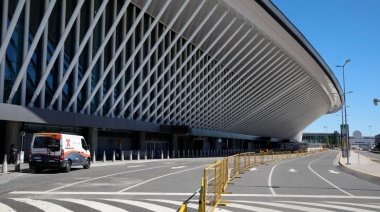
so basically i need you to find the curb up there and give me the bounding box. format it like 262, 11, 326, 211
338, 154, 380, 186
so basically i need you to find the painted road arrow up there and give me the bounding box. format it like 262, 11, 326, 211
287, 169, 298, 173
329, 170, 340, 174
172, 166, 186, 169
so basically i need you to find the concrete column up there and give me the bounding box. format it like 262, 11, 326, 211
88, 128, 98, 160
138, 131, 145, 150
172, 134, 178, 151
5, 121, 20, 162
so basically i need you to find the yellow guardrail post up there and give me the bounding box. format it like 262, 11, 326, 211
198, 177, 205, 212
179, 203, 187, 212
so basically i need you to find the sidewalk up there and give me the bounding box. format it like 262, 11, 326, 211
339, 151, 380, 184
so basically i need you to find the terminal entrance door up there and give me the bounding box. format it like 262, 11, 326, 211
145, 141, 168, 158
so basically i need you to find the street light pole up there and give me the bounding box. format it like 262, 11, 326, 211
336, 59, 351, 165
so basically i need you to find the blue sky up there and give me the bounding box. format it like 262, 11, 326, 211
271, 0, 380, 137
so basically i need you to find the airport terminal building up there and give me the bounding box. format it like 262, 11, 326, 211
0, 0, 342, 160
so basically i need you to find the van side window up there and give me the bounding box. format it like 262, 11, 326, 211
81, 138, 88, 150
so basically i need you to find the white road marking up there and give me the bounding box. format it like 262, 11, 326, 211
0, 202, 16, 212
59, 199, 128, 212
105, 199, 176, 212
222, 194, 380, 199
329, 170, 340, 174
171, 166, 186, 169
12, 198, 73, 212
10, 191, 196, 195
233, 200, 334, 212
325, 201, 380, 210
288, 168, 298, 172
249, 167, 257, 171
118, 165, 204, 192
280, 201, 377, 212
308, 153, 353, 196
268, 164, 279, 195
227, 203, 282, 212
9, 191, 380, 200
149, 199, 234, 212
46, 162, 190, 192
128, 165, 145, 168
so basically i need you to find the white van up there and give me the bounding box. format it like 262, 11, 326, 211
29, 133, 91, 173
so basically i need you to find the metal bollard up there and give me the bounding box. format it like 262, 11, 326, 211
121, 151, 124, 161
130, 151, 133, 161
2, 154, 8, 174
144, 150, 147, 160
92, 151, 96, 163
137, 151, 140, 160
151, 150, 154, 159
167, 150, 169, 159
112, 151, 116, 162
161, 151, 164, 159
103, 151, 106, 162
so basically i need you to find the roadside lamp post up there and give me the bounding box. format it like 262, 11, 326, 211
374, 98, 380, 106
369, 125, 372, 137
336, 59, 351, 165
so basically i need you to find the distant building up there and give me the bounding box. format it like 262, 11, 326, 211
303, 132, 375, 150
350, 136, 375, 151
302, 133, 339, 148
374, 135, 380, 150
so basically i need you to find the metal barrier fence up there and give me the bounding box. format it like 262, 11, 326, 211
195, 149, 327, 211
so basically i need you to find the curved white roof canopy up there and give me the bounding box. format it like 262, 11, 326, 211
135, 0, 342, 140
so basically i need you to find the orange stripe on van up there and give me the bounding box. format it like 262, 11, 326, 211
35, 133, 62, 139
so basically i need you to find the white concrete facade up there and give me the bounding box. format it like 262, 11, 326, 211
0, 0, 342, 148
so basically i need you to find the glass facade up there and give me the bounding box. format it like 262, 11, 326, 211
0, 0, 342, 142
302, 133, 340, 148
1, 0, 232, 123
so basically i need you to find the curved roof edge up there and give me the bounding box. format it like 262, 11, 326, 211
255, 0, 343, 106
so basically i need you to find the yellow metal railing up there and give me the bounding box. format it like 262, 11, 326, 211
195, 148, 328, 211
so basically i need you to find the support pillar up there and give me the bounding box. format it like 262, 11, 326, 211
172, 134, 178, 151
88, 127, 98, 161
5, 121, 20, 163
138, 131, 145, 150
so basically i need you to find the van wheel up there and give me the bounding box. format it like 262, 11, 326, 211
62, 161, 71, 172
83, 159, 90, 169
35, 167, 42, 173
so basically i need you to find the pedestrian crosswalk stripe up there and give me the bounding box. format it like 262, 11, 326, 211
12, 198, 73, 212
58, 199, 128, 212
323, 201, 380, 210
104, 199, 176, 212
148, 199, 199, 210
233, 200, 334, 212
279, 201, 377, 212
148, 199, 234, 212
228, 203, 282, 212
0, 202, 16, 212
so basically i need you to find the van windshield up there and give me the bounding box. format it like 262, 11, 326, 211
33, 136, 60, 152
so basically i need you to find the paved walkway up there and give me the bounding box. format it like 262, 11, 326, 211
339, 151, 380, 179
339, 151, 380, 185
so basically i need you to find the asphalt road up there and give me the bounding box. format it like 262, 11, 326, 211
0, 157, 222, 212
1, 150, 380, 211
220, 150, 380, 212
